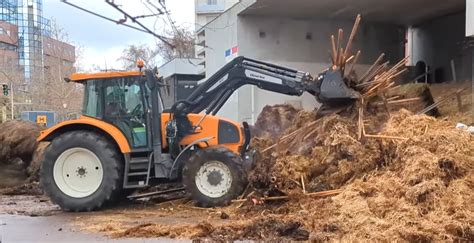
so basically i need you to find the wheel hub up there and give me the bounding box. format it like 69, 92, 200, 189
207, 170, 223, 186
76, 166, 87, 178
53, 148, 104, 198
195, 161, 232, 198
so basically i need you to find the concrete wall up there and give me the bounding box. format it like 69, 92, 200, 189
195, 0, 239, 30
203, 1, 251, 121
237, 16, 404, 65
235, 16, 404, 124
203, 8, 405, 124
409, 12, 471, 82
202, 2, 472, 124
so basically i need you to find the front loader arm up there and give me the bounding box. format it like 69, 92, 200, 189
171, 56, 321, 116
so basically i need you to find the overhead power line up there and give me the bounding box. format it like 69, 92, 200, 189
61, 0, 175, 48
157, 0, 178, 34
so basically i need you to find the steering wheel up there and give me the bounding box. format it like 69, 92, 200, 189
130, 104, 142, 117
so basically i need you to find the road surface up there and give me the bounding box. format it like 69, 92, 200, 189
0, 195, 189, 243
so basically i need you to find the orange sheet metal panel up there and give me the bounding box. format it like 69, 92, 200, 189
70, 71, 143, 82
161, 113, 244, 154
37, 116, 131, 153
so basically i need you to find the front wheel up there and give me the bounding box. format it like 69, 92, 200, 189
182, 147, 247, 207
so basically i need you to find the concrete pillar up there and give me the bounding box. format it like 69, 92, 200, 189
467, 0, 474, 37
468, 0, 474, 116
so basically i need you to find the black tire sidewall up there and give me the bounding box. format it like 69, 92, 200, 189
183, 147, 247, 207
40, 131, 123, 211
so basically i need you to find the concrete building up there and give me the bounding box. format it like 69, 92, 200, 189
0, 20, 18, 63
195, 0, 238, 74
158, 58, 204, 108
43, 36, 75, 69
195, 0, 239, 30
468, 0, 474, 37
197, 0, 471, 124
0, 0, 75, 84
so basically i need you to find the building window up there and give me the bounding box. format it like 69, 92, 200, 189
207, 0, 217, 5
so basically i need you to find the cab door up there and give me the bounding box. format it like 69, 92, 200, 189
102, 77, 148, 149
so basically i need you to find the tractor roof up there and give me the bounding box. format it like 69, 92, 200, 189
69, 71, 143, 82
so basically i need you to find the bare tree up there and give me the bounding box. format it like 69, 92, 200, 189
156, 27, 195, 62
28, 20, 83, 122
0, 56, 23, 121
118, 44, 159, 70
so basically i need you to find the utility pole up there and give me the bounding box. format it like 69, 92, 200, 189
9, 81, 13, 119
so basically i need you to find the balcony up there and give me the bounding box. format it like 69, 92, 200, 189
196, 3, 225, 14
197, 58, 206, 66
196, 47, 206, 58
196, 38, 205, 48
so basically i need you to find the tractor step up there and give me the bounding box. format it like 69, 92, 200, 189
130, 157, 148, 164
123, 154, 153, 189
128, 172, 149, 176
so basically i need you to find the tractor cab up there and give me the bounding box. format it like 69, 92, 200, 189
70, 71, 158, 149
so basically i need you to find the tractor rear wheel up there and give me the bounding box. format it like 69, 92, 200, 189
182, 147, 247, 207
40, 131, 124, 212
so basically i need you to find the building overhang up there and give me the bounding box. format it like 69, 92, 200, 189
240, 0, 465, 26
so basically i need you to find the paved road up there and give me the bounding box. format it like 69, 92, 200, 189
0, 214, 187, 243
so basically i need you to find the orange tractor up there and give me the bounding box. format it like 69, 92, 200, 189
38, 57, 359, 211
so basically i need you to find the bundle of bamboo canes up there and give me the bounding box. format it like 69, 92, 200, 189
330, 14, 408, 98
328, 14, 410, 140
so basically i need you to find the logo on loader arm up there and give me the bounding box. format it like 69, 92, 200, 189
245, 70, 283, 84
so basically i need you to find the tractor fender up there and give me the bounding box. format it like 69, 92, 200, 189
37, 116, 131, 153
168, 136, 213, 178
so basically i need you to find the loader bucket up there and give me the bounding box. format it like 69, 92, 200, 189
317, 69, 360, 106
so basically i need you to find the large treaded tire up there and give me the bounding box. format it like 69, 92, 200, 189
182, 146, 247, 207
40, 131, 124, 212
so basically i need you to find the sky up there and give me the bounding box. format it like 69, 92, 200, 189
43, 0, 195, 71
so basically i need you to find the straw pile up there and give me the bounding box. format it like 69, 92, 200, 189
81, 108, 472, 241
0, 120, 40, 166
247, 106, 473, 240
0, 120, 44, 192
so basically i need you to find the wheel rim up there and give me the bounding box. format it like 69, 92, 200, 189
195, 160, 233, 198
53, 148, 104, 198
